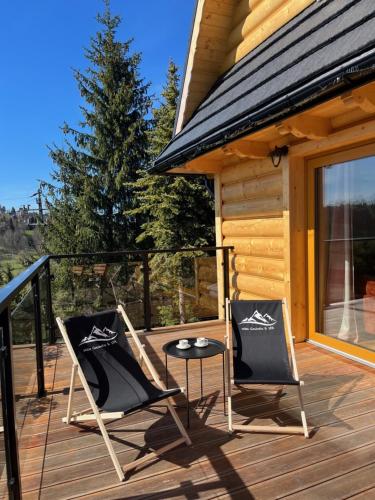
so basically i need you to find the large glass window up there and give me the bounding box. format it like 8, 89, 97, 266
316, 156, 375, 352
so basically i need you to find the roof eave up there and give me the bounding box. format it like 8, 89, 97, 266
150, 53, 375, 174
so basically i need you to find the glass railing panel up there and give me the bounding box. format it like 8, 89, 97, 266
50, 256, 145, 332
0, 375, 7, 499
9, 280, 39, 497
38, 269, 50, 343
149, 250, 219, 328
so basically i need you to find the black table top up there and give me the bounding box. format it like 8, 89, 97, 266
163, 337, 225, 360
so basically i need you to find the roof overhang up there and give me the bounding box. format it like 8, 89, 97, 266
153, 0, 375, 174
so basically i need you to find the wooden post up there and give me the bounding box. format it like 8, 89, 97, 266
289, 156, 308, 342
214, 173, 225, 319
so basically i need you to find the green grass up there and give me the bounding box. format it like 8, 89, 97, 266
0, 257, 26, 279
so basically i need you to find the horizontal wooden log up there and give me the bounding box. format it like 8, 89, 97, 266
222, 218, 284, 238
198, 294, 218, 312
227, 0, 286, 51
222, 196, 283, 219
223, 0, 314, 70
231, 273, 286, 299
198, 280, 217, 293
232, 0, 263, 28
196, 256, 216, 266
230, 255, 285, 281
222, 171, 282, 203
221, 158, 278, 185
229, 287, 269, 301
223, 237, 285, 258
198, 266, 217, 282
201, 11, 233, 30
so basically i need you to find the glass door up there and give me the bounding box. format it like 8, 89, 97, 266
308, 145, 375, 364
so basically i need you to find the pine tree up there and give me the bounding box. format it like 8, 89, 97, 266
130, 61, 215, 323
42, 1, 151, 255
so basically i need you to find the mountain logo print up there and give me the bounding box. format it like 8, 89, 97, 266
240, 310, 277, 326
79, 325, 118, 346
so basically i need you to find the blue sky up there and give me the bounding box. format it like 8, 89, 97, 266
0, 0, 195, 209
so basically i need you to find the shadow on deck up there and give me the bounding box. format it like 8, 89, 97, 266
6, 320, 375, 499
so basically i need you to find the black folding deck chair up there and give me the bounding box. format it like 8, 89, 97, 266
225, 298, 309, 437
56, 304, 191, 482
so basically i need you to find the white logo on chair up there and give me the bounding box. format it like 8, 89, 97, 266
79, 326, 118, 347
240, 310, 277, 327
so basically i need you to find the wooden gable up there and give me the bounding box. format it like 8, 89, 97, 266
176, 0, 315, 133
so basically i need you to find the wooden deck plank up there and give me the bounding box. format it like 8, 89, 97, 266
240, 442, 375, 499
23, 414, 375, 499
6, 321, 375, 500
286, 461, 375, 500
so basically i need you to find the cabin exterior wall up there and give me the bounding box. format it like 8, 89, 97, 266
215, 157, 299, 336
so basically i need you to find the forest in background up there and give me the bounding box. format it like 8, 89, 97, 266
0, 206, 42, 286
1, 1, 216, 333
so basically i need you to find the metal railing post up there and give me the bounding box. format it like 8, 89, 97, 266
0, 308, 21, 500
45, 260, 55, 344
32, 275, 46, 398
142, 254, 152, 332
223, 248, 230, 318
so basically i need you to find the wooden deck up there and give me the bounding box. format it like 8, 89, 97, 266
5, 321, 375, 499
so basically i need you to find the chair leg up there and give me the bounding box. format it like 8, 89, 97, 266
227, 394, 233, 433
166, 399, 191, 445
94, 409, 124, 481
65, 364, 78, 424
226, 349, 233, 433
297, 383, 310, 438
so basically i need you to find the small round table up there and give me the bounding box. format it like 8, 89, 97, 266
162, 337, 226, 428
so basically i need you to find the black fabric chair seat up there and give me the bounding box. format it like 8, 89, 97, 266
234, 378, 300, 386
227, 300, 309, 438
115, 387, 181, 415
64, 310, 181, 415
230, 300, 297, 386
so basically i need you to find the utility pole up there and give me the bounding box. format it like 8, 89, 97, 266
31, 188, 44, 224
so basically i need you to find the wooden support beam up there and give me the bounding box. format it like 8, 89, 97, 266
289, 119, 375, 157
232, 424, 308, 435
122, 437, 186, 473
341, 85, 375, 114
62, 412, 124, 423
168, 157, 223, 174
277, 115, 331, 140
222, 141, 270, 158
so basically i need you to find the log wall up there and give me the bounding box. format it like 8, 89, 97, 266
219, 157, 289, 304
221, 0, 315, 71
195, 256, 218, 315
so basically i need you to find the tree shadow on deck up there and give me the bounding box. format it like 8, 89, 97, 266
231, 369, 365, 436
108, 333, 255, 499
109, 390, 253, 499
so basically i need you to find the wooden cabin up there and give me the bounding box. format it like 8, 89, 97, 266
152, 0, 375, 367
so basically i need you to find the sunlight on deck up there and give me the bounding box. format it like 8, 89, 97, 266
7, 321, 375, 499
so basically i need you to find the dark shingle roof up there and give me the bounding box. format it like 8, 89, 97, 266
152, 0, 375, 173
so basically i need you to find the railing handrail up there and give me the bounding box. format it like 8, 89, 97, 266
51, 245, 234, 260
0, 255, 50, 313
0, 244, 233, 498
0, 246, 234, 313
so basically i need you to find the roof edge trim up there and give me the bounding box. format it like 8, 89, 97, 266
174, 0, 205, 136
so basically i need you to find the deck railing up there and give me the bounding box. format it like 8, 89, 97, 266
0, 245, 232, 499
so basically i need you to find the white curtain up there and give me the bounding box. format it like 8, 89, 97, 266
322, 163, 358, 343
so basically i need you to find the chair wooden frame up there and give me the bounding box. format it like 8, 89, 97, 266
56, 304, 191, 482
225, 298, 310, 438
